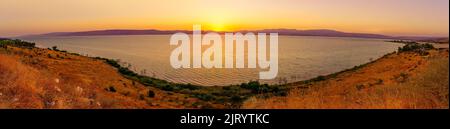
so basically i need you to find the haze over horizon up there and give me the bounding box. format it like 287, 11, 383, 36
1, 0, 448, 37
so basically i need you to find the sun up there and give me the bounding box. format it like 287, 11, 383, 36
211, 24, 226, 32
207, 17, 229, 32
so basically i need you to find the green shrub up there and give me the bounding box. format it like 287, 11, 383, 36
231, 95, 244, 103
139, 94, 145, 100
162, 85, 175, 91
376, 79, 384, 85
108, 86, 117, 92
275, 90, 288, 96
193, 93, 215, 101
0, 39, 35, 48
51, 46, 58, 51
147, 90, 155, 98
398, 43, 434, 55
240, 81, 260, 90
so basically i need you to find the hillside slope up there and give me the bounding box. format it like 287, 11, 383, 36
0, 45, 215, 109
244, 49, 449, 109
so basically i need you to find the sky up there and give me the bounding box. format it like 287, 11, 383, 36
0, 0, 448, 37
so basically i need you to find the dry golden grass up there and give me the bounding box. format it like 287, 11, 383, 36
1, 46, 209, 109
0, 54, 43, 108
244, 49, 449, 109
2, 44, 448, 109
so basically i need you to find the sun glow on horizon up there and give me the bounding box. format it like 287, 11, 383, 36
0, 0, 448, 37
209, 23, 227, 32
203, 13, 233, 32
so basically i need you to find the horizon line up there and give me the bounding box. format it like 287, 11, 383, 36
9, 28, 449, 39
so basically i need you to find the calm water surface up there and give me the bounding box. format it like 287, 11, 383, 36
22, 35, 403, 86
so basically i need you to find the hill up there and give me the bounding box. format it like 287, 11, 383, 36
20, 29, 446, 41
244, 45, 449, 109
0, 39, 222, 109
1, 39, 284, 109
2, 39, 448, 109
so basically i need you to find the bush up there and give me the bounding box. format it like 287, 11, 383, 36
231, 95, 244, 103
305, 75, 326, 83
147, 90, 155, 98
398, 43, 434, 55
118, 67, 137, 76
181, 83, 199, 90
376, 79, 384, 85
162, 85, 175, 91
276, 90, 288, 96
194, 93, 214, 101
0, 39, 35, 49
108, 86, 117, 92
240, 81, 260, 90
51, 46, 58, 51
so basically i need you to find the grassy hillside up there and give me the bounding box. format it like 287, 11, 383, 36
1, 39, 286, 109
244, 45, 449, 109
2, 39, 448, 109
1, 39, 221, 109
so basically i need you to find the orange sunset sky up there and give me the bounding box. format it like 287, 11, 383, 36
0, 0, 448, 37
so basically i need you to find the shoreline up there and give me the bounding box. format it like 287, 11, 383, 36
23, 36, 405, 86
244, 45, 449, 109
36, 42, 403, 88
1, 39, 286, 108
2, 39, 448, 109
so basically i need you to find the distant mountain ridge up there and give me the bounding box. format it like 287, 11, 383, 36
250, 29, 392, 39
34, 29, 190, 37
20, 29, 446, 41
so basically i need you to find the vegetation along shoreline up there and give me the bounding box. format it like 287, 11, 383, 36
1, 38, 448, 109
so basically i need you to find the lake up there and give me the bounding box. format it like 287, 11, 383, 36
22, 35, 403, 86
